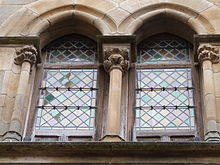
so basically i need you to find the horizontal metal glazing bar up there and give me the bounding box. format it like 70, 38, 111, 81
39, 87, 98, 91
44, 64, 98, 69
135, 105, 196, 110
136, 87, 194, 91
138, 46, 191, 49
37, 106, 97, 109
135, 64, 195, 69
48, 48, 96, 51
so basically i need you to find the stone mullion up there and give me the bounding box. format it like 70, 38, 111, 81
198, 44, 220, 141
100, 48, 129, 142
106, 68, 123, 137
3, 45, 37, 142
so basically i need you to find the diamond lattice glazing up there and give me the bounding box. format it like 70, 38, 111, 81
47, 41, 96, 64
138, 40, 191, 64
136, 68, 195, 130
36, 69, 97, 130
136, 107, 195, 131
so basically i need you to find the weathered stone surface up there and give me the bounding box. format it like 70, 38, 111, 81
166, 0, 213, 13
199, 5, 220, 33
0, 142, 220, 163
0, 5, 21, 25
214, 72, 220, 97
0, 0, 37, 4
104, 48, 129, 73
26, 0, 74, 16
14, 45, 37, 66
76, 0, 117, 14
198, 44, 220, 64
0, 48, 15, 71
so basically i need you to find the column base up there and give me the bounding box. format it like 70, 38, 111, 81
2, 131, 22, 142
205, 131, 220, 141
99, 135, 125, 142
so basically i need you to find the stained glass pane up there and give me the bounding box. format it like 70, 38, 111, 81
136, 107, 195, 131
138, 40, 191, 63
36, 69, 97, 130
137, 68, 192, 88
36, 107, 95, 130
47, 40, 96, 64
42, 69, 97, 88
136, 68, 195, 131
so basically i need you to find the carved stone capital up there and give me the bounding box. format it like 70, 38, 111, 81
198, 44, 220, 64
14, 45, 38, 66
103, 48, 129, 72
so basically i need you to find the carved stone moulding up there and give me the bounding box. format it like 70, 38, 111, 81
197, 44, 220, 64
14, 45, 38, 66
103, 48, 129, 73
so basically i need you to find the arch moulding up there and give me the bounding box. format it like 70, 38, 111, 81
0, 0, 117, 37
119, 2, 216, 35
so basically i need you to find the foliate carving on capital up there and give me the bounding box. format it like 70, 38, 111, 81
103, 48, 129, 72
198, 44, 220, 64
14, 45, 38, 66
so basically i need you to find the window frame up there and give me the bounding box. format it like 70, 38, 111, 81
134, 34, 203, 141
25, 34, 101, 142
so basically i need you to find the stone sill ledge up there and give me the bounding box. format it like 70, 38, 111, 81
0, 142, 220, 157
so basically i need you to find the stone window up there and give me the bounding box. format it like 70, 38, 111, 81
135, 34, 201, 142
33, 34, 98, 141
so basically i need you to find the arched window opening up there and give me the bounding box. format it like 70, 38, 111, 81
135, 33, 199, 141
34, 34, 98, 141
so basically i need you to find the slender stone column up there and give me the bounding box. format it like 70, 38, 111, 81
198, 44, 220, 141
3, 45, 37, 141
101, 48, 129, 142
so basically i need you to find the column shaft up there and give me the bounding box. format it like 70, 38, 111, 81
3, 45, 37, 141
106, 68, 122, 135
101, 48, 129, 141
3, 62, 31, 141
203, 60, 217, 120
198, 44, 220, 141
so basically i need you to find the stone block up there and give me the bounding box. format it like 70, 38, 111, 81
205, 93, 217, 120
203, 69, 215, 95
214, 72, 220, 97
0, 0, 37, 5
6, 71, 19, 98
76, 0, 116, 14
0, 95, 6, 107
199, 5, 220, 33
120, 0, 140, 13
166, 0, 213, 13
0, 47, 15, 71
0, 71, 4, 94
0, 8, 38, 36
215, 97, 220, 123
21, 16, 50, 36
2, 97, 14, 123
106, 8, 130, 25
1, 71, 10, 95
47, 10, 74, 26
0, 5, 21, 25
27, 0, 74, 16
0, 120, 9, 135
74, 5, 104, 19
188, 16, 210, 34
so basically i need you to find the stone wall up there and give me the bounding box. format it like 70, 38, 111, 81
0, 0, 220, 142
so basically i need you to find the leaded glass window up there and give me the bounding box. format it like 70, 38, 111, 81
135, 34, 196, 139
34, 35, 97, 140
